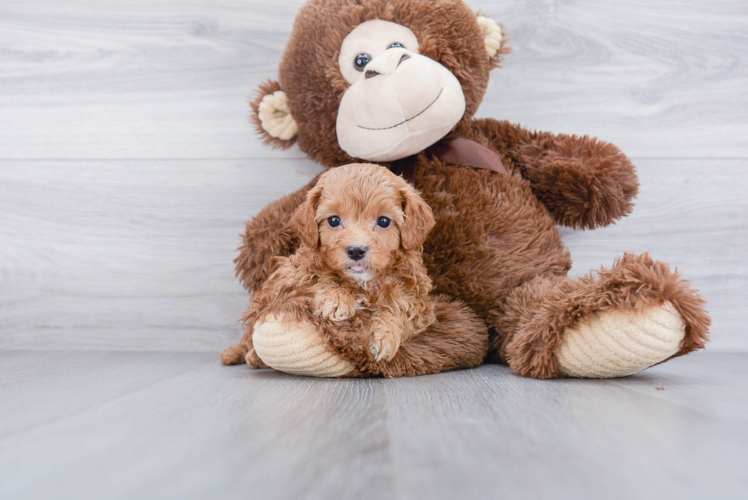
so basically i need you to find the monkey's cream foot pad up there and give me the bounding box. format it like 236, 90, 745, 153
553, 302, 686, 378
252, 315, 355, 377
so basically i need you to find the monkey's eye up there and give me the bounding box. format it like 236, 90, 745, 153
354, 53, 371, 71
328, 216, 341, 228
387, 42, 404, 49
377, 216, 391, 228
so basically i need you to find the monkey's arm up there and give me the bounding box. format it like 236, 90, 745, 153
477, 118, 639, 229
235, 175, 321, 291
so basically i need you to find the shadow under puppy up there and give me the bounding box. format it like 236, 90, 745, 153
222, 164, 488, 377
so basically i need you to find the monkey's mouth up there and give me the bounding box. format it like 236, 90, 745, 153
356, 88, 443, 131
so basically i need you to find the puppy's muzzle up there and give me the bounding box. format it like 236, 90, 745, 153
346, 245, 368, 261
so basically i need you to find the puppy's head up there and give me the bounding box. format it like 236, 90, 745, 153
291, 163, 434, 282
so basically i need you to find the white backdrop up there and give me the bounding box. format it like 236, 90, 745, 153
1, 0, 746, 351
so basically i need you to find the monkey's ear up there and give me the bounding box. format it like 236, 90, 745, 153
290, 185, 324, 248
249, 79, 298, 149
476, 16, 503, 59
400, 185, 435, 252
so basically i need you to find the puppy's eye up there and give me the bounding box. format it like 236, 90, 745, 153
377, 216, 391, 228
387, 42, 404, 49
354, 53, 371, 71
327, 216, 341, 228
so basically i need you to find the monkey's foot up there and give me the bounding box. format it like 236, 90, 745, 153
253, 315, 355, 377
552, 302, 686, 378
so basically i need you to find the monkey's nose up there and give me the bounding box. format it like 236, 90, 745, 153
346, 246, 368, 261
364, 51, 412, 78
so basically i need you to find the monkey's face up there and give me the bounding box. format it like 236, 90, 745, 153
253, 0, 506, 167
335, 20, 466, 162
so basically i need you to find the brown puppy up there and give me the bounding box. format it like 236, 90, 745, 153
245, 163, 436, 363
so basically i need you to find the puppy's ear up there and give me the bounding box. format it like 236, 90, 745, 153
291, 185, 324, 248
400, 184, 435, 251
250, 79, 298, 149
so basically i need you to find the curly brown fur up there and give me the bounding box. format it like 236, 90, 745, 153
228, 164, 440, 365
220, 318, 269, 368
319, 295, 489, 377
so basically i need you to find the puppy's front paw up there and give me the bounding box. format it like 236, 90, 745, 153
315, 293, 356, 322
331, 305, 355, 322
370, 331, 401, 362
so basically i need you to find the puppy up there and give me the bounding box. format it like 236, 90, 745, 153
246, 163, 436, 362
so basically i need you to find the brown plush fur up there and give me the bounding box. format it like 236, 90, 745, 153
497, 253, 710, 379
249, 79, 297, 150
278, 0, 509, 168
234, 175, 319, 291
224, 0, 710, 378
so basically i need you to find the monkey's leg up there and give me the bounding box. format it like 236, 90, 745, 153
250, 313, 357, 377
373, 297, 489, 378
494, 253, 710, 379
321, 297, 489, 378
220, 341, 249, 366
248, 296, 488, 378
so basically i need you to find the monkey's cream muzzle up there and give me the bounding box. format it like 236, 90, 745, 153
336, 20, 466, 162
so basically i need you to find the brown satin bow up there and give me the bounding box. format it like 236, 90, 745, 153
389, 137, 507, 183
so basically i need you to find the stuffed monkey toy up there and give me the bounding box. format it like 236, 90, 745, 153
221, 0, 710, 378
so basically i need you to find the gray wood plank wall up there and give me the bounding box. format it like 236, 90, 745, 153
1, 0, 746, 351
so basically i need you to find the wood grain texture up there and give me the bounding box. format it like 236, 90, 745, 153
1, 158, 745, 351
0, 0, 746, 159
0, 158, 324, 351
483, 0, 748, 158
0, 351, 212, 439
0, 0, 746, 351
0, 351, 746, 500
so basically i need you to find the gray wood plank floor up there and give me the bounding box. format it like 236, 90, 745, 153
1, 351, 746, 500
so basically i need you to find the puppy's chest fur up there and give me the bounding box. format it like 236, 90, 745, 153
348, 282, 382, 313
354, 293, 370, 311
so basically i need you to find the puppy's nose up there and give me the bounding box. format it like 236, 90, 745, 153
346, 245, 368, 261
